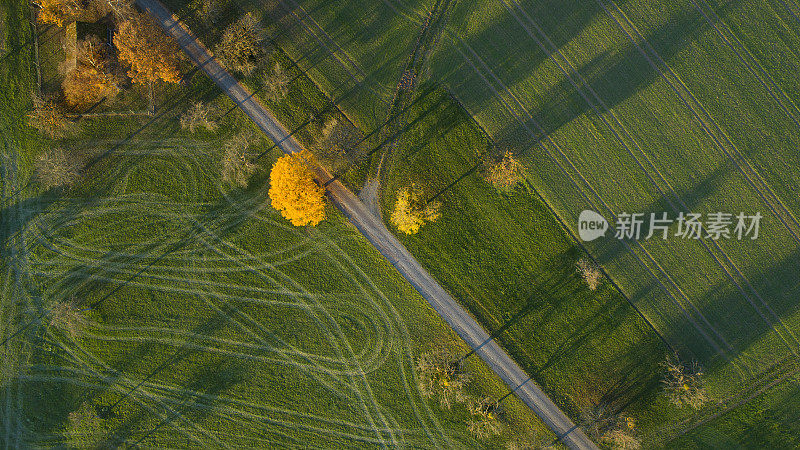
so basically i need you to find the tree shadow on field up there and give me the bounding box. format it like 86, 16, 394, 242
495, 6, 714, 149
432, 0, 605, 98
126, 358, 248, 446
586, 183, 800, 381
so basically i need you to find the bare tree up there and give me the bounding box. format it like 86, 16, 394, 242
467, 397, 504, 440
215, 12, 264, 76
416, 346, 469, 409
221, 130, 258, 187
662, 355, 708, 410
261, 62, 290, 102
36, 148, 79, 189
581, 403, 640, 450
317, 117, 364, 170
576, 257, 603, 291
180, 102, 218, 133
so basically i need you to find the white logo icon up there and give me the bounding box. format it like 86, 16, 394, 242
578, 210, 609, 242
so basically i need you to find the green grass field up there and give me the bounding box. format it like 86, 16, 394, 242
1, 1, 557, 446
259, 0, 800, 445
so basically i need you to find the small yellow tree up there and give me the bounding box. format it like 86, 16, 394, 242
269, 149, 326, 226
63, 36, 118, 109
114, 13, 180, 84
390, 185, 441, 235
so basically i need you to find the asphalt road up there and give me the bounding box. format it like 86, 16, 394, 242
136, 1, 598, 447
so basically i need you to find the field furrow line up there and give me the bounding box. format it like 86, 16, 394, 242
695, 0, 800, 124
267, 0, 393, 101
596, 0, 800, 352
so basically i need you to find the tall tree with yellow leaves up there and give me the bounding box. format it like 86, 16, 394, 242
268, 149, 326, 226
113, 13, 180, 84
63, 36, 118, 109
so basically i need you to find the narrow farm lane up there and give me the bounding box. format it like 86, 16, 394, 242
136, 1, 598, 448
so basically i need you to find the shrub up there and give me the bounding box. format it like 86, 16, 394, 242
485, 150, 523, 192
416, 346, 469, 409
576, 257, 603, 291
663, 356, 708, 410
221, 131, 257, 188
261, 62, 290, 102
467, 397, 503, 439
50, 297, 87, 337
27, 95, 72, 138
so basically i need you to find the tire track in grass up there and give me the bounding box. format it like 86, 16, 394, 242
86, 320, 386, 372
500, 0, 800, 358
159, 208, 399, 446
592, 0, 800, 352
441, 27, 733, 358
312, 229, 454, 449
0, 148, 39, 448
45, 340, 220, 447
194, 223, 401, 447
692, 0, 800, 127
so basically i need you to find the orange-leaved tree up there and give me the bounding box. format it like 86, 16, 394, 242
63, 36, 118, 109
268, 149, 326, 226
113, 13, 180, 84
34, 0, 89, 26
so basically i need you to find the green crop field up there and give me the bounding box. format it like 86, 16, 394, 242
259, 0, 800, 445
0, 2, 555, 447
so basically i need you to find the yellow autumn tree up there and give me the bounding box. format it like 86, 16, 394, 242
34, 0, 89, 26
113, 13, 181, 84
390, 185, 441, 234
63, 36, 118, 109
268, 149, 326, 226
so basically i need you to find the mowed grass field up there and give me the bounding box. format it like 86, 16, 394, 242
260, 0, 800, 445
0, 2, 555, 447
